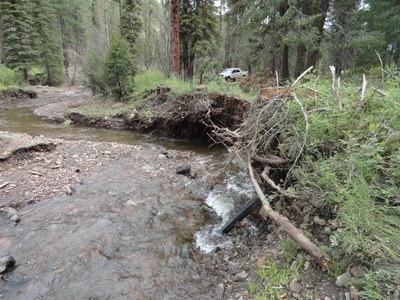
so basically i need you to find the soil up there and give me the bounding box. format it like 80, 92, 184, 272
0, 87, 37, 102
0, 87, 354, 299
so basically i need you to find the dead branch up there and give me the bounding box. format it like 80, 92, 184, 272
329, 66, 343, 109
247, 159, 332, 269
376, 51, 385, 85
260, 167, 298, 198
253, 154, 289, 166
356, 74, 368, 112
291, 66, 314, 88
275, 71, 279, 87
372, 87, 387, 97
285, 93, 309, 185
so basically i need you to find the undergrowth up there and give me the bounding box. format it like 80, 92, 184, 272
0, 65, 20, 91
278, 73, 400, 298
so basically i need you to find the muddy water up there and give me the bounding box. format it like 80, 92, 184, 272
0, 92, 256, 299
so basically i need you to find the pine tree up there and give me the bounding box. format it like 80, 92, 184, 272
32, 0, 65, 85
0, 0, 40, 81
180, 0, 218, 80
120, 0, 142, 63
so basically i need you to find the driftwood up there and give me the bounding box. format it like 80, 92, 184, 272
248, 159, 332, 269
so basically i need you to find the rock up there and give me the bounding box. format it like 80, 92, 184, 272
349, 286, 358, 300
160, 148, 168, 155
324, 297, 332, 300
304, 261, 310, 271
345, 292, 351, 300
0, 256, 16, 274
289, 278, 301, 292
349, 265, 365, 279
62, 185, 75, 195
314, 216, 327, 226
324, 226, 332, 234
216, 283, 225, 298
336, 270, 351, 287
176, 164, 191, 175
10, 214, 20, 223
392, 290, 399, 300
0, 207, 18, 218
292, 292, 301, 299
234, 271, 248, 281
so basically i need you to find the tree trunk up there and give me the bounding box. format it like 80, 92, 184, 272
104, 0, 110, 47
23, 68, 28, 82
281, 45, 290, 81
171, 0, 180, 76
145, 10, 152, 69
295, 44, 307, 77
59, 15, 69, 78
306, 0, 330, 68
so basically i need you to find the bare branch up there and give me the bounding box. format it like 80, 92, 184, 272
356, 74, 368, 112
247, 159, 332, 269
329, 66, 343, 109
291, 66, 314, 87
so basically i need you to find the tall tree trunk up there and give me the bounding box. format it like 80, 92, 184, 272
295, 44, 307, 77
104, 0, 110, 47
171, 0, 180, 76
145, 10, 152, 69
281, 45, 290, 81
279, 0, 289, 80
59, 15, 69, 78
306, 0, 330, 68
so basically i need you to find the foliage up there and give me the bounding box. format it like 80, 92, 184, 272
0, 66, 20, 90
0, 0, 40, 80
103, 35, 135, 101
250, 255, 302, 300
277, 73, 400, 294
121, 0, 142, 62
32, 0, 65, 85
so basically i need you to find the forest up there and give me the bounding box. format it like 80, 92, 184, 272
0, 0, 399, 88
1, 0, 400, 299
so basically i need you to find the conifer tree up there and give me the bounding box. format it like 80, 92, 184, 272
0, 0, 40, 81
32, 0, 65, 85
180, 0, 218, 80
120, 0, 142, 68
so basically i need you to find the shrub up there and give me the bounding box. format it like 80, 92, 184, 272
103, 35, 134, 101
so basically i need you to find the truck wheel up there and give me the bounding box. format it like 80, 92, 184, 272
225, 77, 230, 82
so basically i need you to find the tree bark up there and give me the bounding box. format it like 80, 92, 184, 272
171, 0, 180, 76
247, 159, 332, 270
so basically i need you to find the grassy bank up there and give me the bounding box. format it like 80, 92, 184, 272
70, 70, 255, 119
250, 72, 400, 299
0, 65, 20, 91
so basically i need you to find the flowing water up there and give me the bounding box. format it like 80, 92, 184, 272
0, 91, 256, 299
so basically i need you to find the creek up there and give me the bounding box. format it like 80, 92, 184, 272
0, 90, 256, 299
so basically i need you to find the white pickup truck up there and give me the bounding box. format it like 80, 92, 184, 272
218, 68, 248, 81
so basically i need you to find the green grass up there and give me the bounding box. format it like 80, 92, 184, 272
250, 249, 303, 300
133, 71, 196, 98
277, 72, 400, 296
0, 65, 21, 91
205, 77, 257, 100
